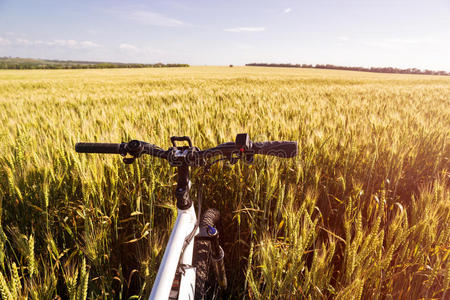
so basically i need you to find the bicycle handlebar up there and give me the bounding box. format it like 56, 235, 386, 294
75, 134, 298, 165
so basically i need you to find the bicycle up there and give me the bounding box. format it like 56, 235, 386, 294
75, 133, 298, 299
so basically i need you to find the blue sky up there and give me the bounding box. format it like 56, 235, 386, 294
1, 0, 449, 70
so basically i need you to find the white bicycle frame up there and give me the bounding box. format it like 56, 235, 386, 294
149, 203, 199, 299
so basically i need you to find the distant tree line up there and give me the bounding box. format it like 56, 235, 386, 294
246, 63, 449, 76
0, 57, 189, 69
1, 63, 190, 69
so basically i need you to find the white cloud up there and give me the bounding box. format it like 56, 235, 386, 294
384, 38, 437, 44
119, 43, 138, 51
1, 38, 101, 49
284, 8, 292, 13
234, 43, 253, 50
338, 36, 349, 42
110, 9, 187, 27
364, 37, 446, 49
133, 11, 184, 27
79, 41, 100, 48
0, 37, 11, 45
118, 43, 165, 56
52, 39, 78, 47
224, 27, 266, 32
15, 38, 32, 45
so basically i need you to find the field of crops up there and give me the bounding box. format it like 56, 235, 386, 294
0, 66, 449, 299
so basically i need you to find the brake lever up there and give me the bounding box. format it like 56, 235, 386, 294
229, 156, 239, 165
225, 152, 241, 165
123, 157, 136, 164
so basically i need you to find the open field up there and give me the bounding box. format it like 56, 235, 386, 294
0, 66, 449, 299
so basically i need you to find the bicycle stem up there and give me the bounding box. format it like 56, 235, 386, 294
175, 165, 192, 210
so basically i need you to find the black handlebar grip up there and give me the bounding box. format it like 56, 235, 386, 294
252, 141, 298, 158
75, 143, 123, 154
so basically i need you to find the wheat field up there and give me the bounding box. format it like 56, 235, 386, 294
0, 66, 449, 299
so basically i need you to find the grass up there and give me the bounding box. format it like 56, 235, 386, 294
0, 66, 449, 299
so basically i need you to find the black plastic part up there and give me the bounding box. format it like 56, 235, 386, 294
252, 141, 298, 158
175, 165, 192, 210
123, 157, 136, 164
235, 133, 251, 150
170, 136, 193, 147
75, 142, 125, 154
126, 140, 144, 157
